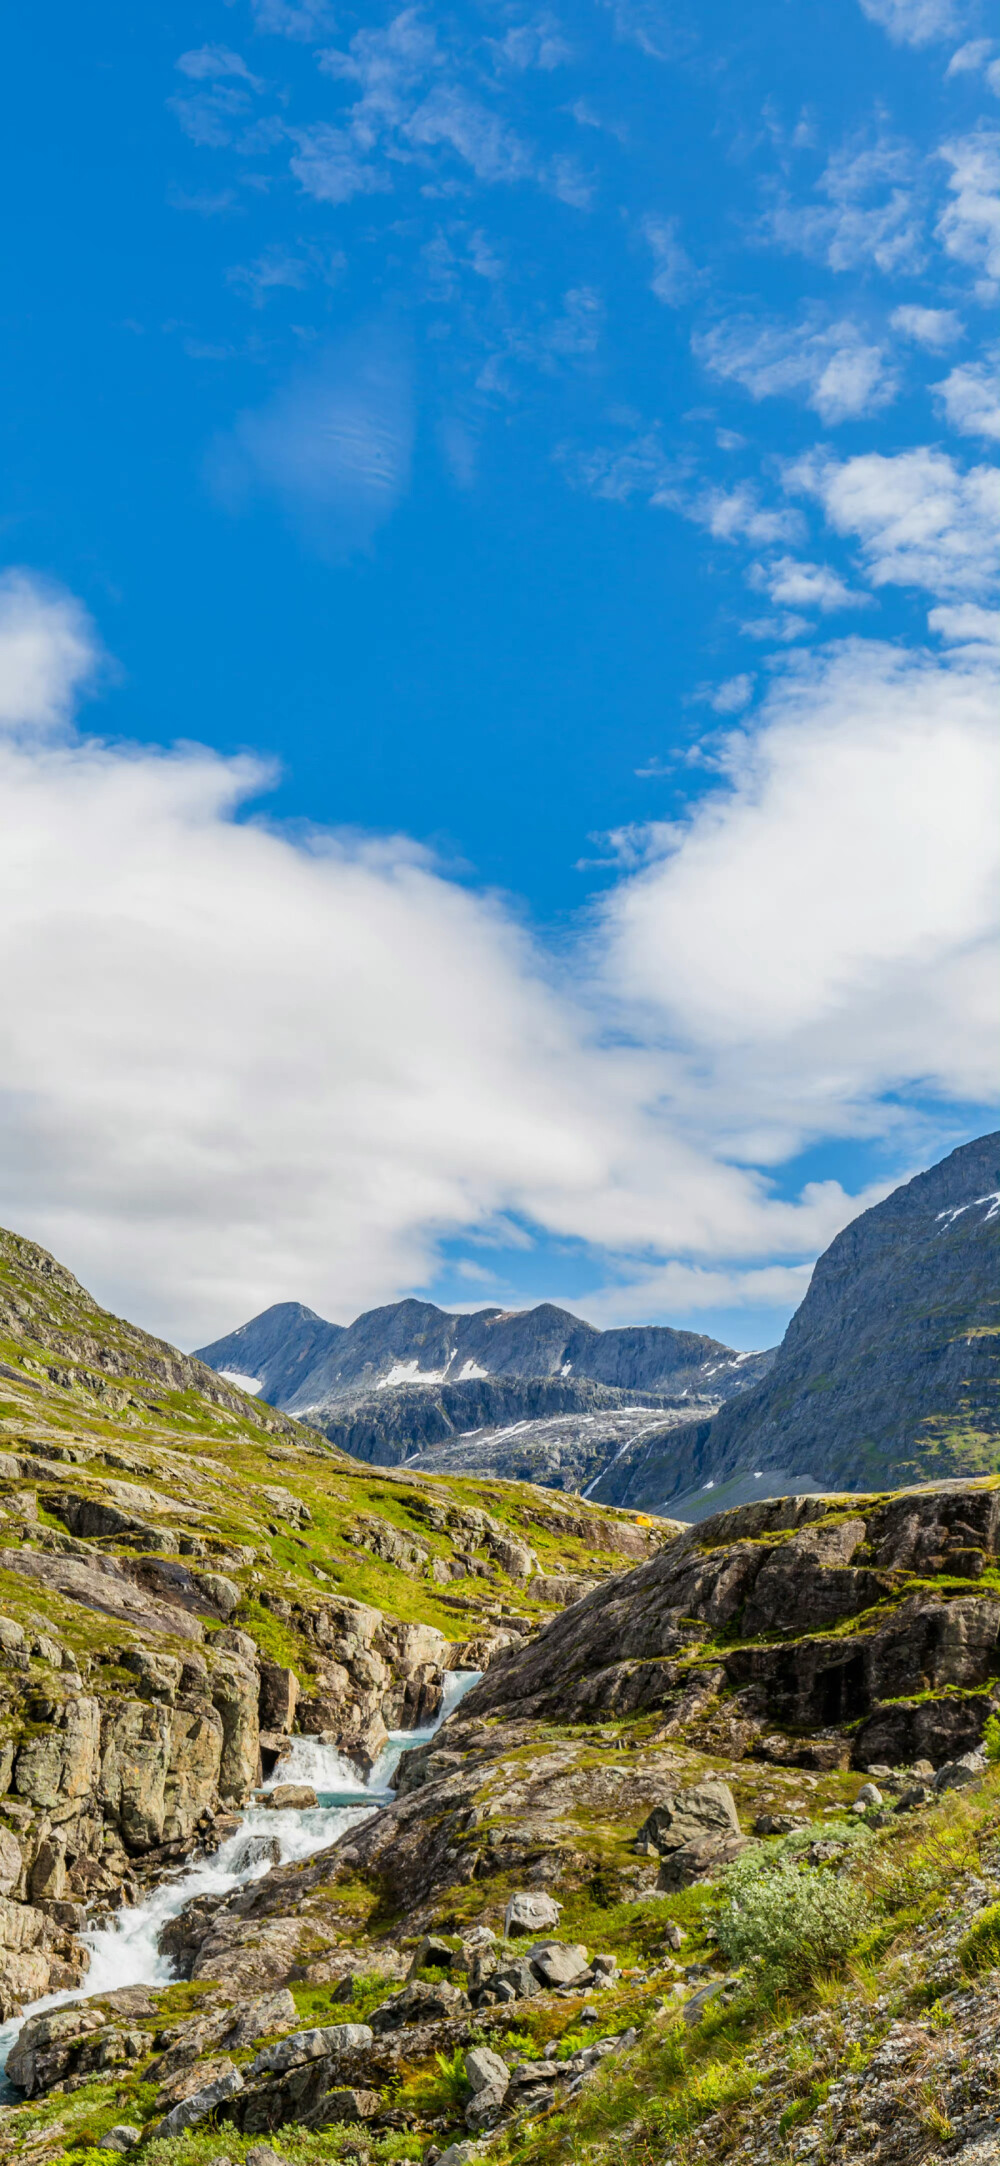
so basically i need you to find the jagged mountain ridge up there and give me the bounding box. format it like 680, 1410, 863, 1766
194, 1294, 774, 1456
588, 1129, 1000, 1510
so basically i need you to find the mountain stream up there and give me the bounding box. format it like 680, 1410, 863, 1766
0, 1667, 482, 2092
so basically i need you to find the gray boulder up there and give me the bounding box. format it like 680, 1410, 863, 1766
153, 2062, 244, 2138
504, 1891, 561, 1934
465, 2046, 509, 2095
934, 1750, 987, 1792
248, 2022, 373, 2077
526, 1940, 589, 1986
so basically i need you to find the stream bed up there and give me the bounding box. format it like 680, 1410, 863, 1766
0, 1668, 481, 2091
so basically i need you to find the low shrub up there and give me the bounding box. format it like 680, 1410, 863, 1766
715, 1849, 872, 1991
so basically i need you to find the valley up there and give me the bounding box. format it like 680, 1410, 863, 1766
0, 1132, 997, 2165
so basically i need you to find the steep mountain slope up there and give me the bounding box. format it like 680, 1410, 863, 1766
589, 1130, 1000, 1511
307, 1375, 725, 1472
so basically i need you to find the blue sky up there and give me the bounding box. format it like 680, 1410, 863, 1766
0, 0, 996, 1348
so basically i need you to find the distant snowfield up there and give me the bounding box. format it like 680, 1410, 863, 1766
219, 1368, 263, 1394
376, 1361, 449, 1389
375, 1356, 491, 1388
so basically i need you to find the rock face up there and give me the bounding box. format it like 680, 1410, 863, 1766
605, 1131, 1000, 1509
195, 1296, 774, 1476
456, 1482, 1000, 1766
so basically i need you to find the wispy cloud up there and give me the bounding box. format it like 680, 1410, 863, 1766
176, 46, 262, 86
226, 242, 345, 306
207, 331, 414, 557
694, 310, 897, 422
936, 129, 1000, 294
934, 349, 1000, 438
643, 215, 703, 305
858, 0, 965, 48
763, 136, 925, 275
250, 0, 335, 38
289, 124, 391, 207
946, 37, 1000, 88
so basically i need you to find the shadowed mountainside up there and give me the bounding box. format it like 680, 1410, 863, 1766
587, 1130, 1000, 1512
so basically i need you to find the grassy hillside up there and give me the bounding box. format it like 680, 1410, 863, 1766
0, 1222, 665, 1669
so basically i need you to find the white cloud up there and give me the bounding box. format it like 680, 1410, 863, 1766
764, 138, 924, 276
694, 485, 803, 547
936, 129, 1000, 292
934, 349, 1000, 438
579, 1258, 817, 1326
643, 215, 701, 305
890, 302, 963, 347
707, 674, 755, 714
945, 38, 999, 86
929, 601, 1000, 653
207, 334, 413, 557
791, 446, 1000, 599
2, 573, 993, 1344
0, 571, 99, 734
747, 556, 871, 613
859, 0, 964, 47
598, 639, 1000, 1132
0, 570, 894, 1345
694, 312, 897, 423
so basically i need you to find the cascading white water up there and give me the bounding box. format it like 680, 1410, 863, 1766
0, 1668, 481, 2089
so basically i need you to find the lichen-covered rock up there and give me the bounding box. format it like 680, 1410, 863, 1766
211, 1657, 260, 1804
14, 1695, 100, 1808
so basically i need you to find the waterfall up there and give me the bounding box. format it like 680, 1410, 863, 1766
0, 1668, 481, 2089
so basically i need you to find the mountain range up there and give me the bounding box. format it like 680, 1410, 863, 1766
196, 1129, 1000, 1511
194, 1298, 775, 1487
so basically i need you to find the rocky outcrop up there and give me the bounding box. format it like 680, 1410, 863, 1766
0, 1628, 264, 2011
456, 1482, 1000, 1766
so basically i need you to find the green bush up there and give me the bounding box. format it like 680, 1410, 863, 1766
715, 1850, 871, 1991
981, 1713, 1000, 1764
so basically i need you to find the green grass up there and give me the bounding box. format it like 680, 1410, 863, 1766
959, 1901, 1000, 1975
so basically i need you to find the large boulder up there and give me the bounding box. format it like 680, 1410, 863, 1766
636, 1779, 745, 1887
